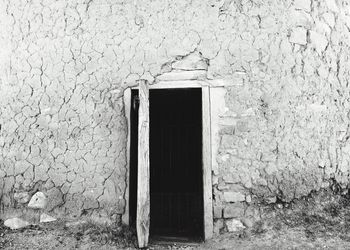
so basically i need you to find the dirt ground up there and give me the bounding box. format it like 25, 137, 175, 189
1, 221, 350, 250
2, 189, 350, 249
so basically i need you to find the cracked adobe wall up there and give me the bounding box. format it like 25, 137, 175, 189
1, 0, 350, 232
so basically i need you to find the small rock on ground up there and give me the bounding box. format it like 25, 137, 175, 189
4, 218, 30, 230
40, 213, 57, 223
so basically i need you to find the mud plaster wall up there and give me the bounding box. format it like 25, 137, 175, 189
1, 0, 350, 231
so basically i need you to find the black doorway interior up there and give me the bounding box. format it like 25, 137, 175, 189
129, 88, 204, 240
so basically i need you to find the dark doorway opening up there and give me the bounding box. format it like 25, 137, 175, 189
129, 88, 204, 241
129, 89, 139, 230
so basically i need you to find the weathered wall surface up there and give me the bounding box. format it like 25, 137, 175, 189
209, 0, 350, 234
1, 0, 350, 233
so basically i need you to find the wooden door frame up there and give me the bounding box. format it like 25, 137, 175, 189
123, 80, 213, 243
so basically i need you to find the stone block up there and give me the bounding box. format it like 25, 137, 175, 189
226, 219, 245, 232
213, 219, 224, 235
223, 203, 245, 218
218, 182, 229, 191
223, 191, 245, 203
14, 192, 30, 204
213, 206, 223, 218
223, 175, 240, 184
28, 192, 47, 209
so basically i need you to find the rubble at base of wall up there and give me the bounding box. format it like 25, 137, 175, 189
0, 186, 125, 226
213, 182, 350, 235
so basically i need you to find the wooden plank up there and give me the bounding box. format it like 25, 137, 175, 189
202, 86, 213, 240
131, 79, 243, 90
151, 80, 206, 88
136, 80, 150, 248
122, 88, 131, 225
132, 80, 208, 89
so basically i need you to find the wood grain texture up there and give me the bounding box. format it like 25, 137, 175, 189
136, 80, 150, 248
122, 88, 131, 225
202, 86, 213, 239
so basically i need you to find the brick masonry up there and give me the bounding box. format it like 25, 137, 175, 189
1, 0, 350, 234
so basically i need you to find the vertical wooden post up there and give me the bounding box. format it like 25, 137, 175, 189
202, 86, 213, 239
136, 80, 150, 248
122, 88, 131, 226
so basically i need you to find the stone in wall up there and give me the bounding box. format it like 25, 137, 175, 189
213, 206, 223, 219
223, 192, 245, 203
226, 219, 245, 232
13, 192, 30, 204
28, 192, 47, 209
223, 203, 245, 219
